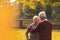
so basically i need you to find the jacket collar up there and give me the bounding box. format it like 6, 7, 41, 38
42, 19, 48, 22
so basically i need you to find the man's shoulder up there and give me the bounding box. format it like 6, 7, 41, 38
41, 20, 49, 23
38, 21, 51, 25
42, 21, 52, 26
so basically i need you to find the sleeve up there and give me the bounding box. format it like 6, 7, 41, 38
31, 23, 43, 32
26, 25, 31, 34
25, 25, 31, 40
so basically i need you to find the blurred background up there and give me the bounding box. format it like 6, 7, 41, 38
0, 0, 60, 40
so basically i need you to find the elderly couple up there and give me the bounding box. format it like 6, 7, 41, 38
25, 11, 52, 40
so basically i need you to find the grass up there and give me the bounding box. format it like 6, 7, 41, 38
10, 29, 60, 40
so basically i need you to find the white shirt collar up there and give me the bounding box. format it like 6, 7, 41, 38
42, 19, 48, 22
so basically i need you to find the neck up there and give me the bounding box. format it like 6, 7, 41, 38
34, 23, 37, 25
42, 19, 48, 22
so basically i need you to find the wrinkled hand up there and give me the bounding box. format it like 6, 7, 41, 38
27, 38, 30, 40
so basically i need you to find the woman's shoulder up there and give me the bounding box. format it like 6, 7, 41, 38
30, 23, 35, 26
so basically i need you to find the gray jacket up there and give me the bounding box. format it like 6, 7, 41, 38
26, 23, 39, 40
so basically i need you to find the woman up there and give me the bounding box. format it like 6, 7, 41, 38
25, 15, 41, 40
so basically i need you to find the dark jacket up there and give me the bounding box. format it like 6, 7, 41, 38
32, 21, 52, 40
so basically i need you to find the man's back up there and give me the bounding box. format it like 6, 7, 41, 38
39, 21, 52, 40
32, 21, 52, 40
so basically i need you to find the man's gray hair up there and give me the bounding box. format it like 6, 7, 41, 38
38, 11, 47, 20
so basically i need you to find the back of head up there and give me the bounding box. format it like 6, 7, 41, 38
38, 11, 47, 20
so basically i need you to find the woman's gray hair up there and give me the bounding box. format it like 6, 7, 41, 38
38, 11, 47, 20
33, 15, 39, 21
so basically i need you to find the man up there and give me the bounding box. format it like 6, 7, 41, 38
32, 11, 52, 40
25, 15, 41, 40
